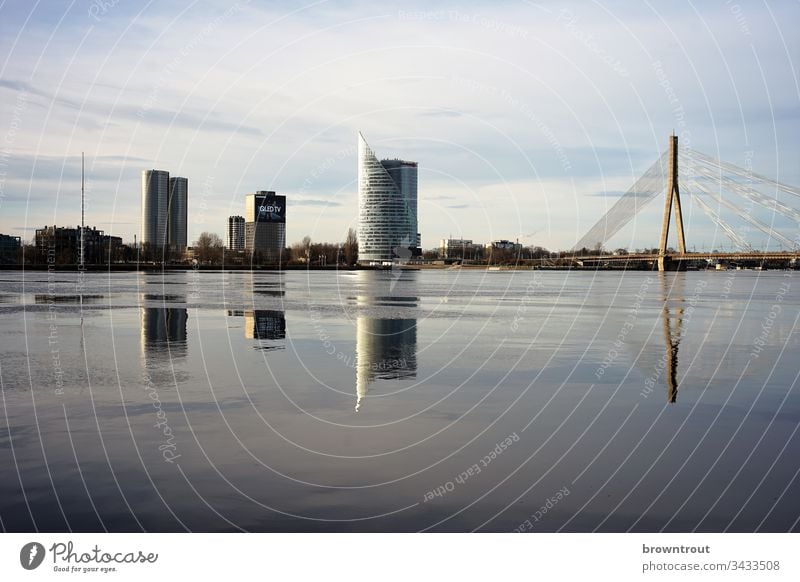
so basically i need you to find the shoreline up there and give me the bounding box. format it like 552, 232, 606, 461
0, 263, 794, 272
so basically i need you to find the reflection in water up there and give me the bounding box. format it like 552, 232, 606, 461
245, 310, 286, 342
356, 317, 417, 411
226, 309, 286, 349
221, 274, 288, 350
245, 272, 286, 297
661, 274, 684, 403
34, 294, 104, 304
353, 270, 419, 412
227, 272, 287, 352
140, 306, 188, 357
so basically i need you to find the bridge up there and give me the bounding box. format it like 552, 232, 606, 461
573, 135, 800, 271
570, 136, 799, 402
576, 251, 797, 269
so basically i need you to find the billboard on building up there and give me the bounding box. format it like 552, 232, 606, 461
252, 193, 286, 223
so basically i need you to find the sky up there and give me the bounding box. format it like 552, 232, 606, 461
0, 0, 798, 251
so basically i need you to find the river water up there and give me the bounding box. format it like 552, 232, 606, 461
0, 269, 797, 531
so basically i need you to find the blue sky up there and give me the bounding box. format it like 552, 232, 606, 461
0, 0, 798, 250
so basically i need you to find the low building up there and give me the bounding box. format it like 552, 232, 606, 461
440, 238, 481, 260
486, 239, 523, 254
35, 225, 122, 265
0, 233, 21, 264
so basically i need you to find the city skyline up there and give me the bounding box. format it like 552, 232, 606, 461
0, 1, 798, 251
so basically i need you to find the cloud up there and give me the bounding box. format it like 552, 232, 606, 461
289, 198, 342, 207
0, 78, 264, 137
114, 104, 264, 137
418, 109, 463, 118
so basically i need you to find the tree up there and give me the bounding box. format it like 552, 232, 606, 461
291, 236, 313, 264
343, 228, 358, 266
195, 232, 223, 264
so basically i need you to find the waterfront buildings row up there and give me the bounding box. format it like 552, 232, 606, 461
141, 169, 188, 251
440, 238, 523, 260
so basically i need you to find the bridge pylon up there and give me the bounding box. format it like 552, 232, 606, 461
658, 134, 687, 271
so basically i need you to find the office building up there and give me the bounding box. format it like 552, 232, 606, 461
141, 169, 170, 248
357, 133, 420, 264
486, 239, 523, 254
227, 215, 245, 250
0, 233, 21, 252
167, 176, 188, 250
0, 233, 21, 264
35, 225, 122, 264
245, 191, 286, 262
440, 238, 481, 260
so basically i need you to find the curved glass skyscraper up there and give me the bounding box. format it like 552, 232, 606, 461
358, 133, 419, 264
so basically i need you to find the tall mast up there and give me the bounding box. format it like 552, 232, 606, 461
80, 151, 85, 270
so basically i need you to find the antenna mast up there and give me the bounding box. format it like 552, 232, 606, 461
80, 152, 85, 270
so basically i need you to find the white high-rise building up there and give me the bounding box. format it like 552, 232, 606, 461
357, 133, 420, 264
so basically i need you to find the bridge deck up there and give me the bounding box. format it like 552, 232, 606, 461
578, 252, 799, 262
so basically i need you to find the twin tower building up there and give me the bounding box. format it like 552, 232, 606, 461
140, 133, 419, 263
140, 170, 187, 251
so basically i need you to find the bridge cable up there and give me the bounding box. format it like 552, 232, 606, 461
679, 179, 752, 251
684, 149, 800, 198
572, 152, 667, 250
683, 178, 797, 249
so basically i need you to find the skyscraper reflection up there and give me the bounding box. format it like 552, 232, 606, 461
355, 317, 417, 411
225, 273, 286, 349
140, 304, 188, 358
244, 310, 286, 342
353, 270, 418, 411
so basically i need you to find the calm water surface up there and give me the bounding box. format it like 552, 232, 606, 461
0, 269, 798, 531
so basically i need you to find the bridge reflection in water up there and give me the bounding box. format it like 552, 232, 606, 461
660, 274, 683, 403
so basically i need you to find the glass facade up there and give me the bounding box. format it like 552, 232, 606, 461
141, 169, 169, 248
227, 215, 245, 250
244, 191, 286, 262
167, 177, 188, 250
357, 133, 419, 264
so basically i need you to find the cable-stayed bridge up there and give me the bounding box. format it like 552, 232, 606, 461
574, 136, 800, 271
